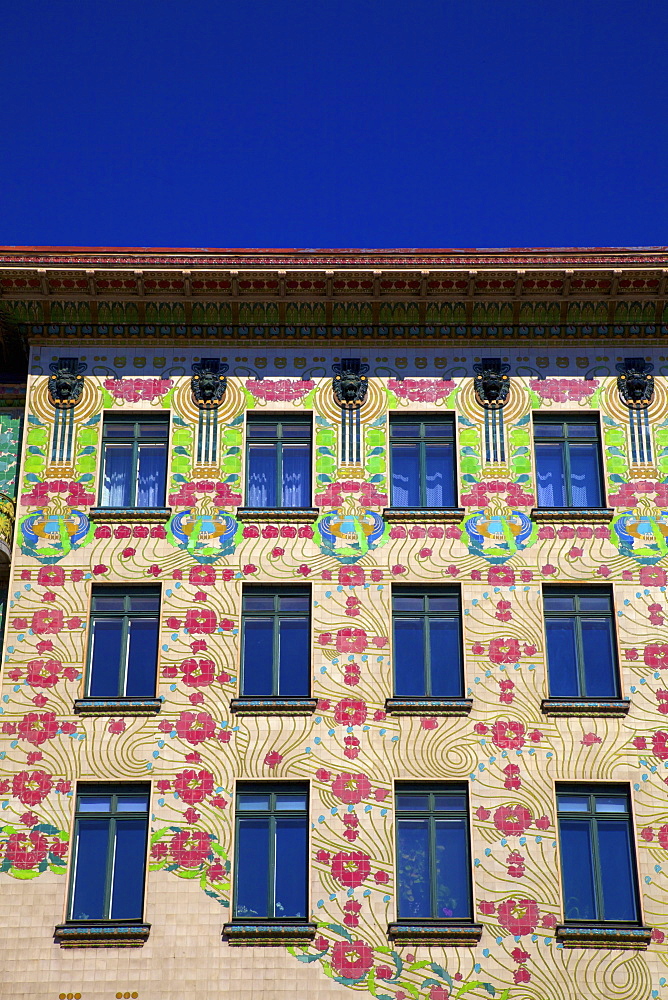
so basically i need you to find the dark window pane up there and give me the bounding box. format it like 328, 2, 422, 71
125, 618, 158, 697
425, 443, 455, 507
71, 819, 110, 919
429, 618, 462, 696
425, 424, 453, 438
544, 596, 575, 612
242, 618, 274, 696
428, 597, 458, 612
279, 596, 310, 612
391, 424, 420, 437
248, 423, 277, 437
546, 618, 579, 696
104, 423, 135, 438
391, 444, 420, 507
579, 596, 610, 612
567, 424, 598, 438
557, 794, 589, 813
281, 424, 311, 438
598, 821, 638, 921
237, 793, 270, 812
396, 794, 429, 811
244, 596, 275, 611
139, 422, 168, 438
560, 819, 597, 920
569, 443, 601, 507
397, 818, 431, 918
89, 619, 124, 697
275, 793, 307, 811
116, 795, 149, 812
595, 796, 628, 813
248, 445, 276, 507
536, 442, 566, 506
282, 444, 310, 507
236, 819, 270, 917
101, 444, 133, 507
394, 618, 425, 697
435, 818, 470, 919
93, 597, 125, 612
581, 618, 617, 696
77, 794, 112, 813
110, 819, 146, 919
534, 424, 563, 438
434, 794, 467, 812
137, 443, 166, 506
278, 617, 309, 696
393, 597, 424, 612
275, 819, 307, 918
129, 596, 160, 612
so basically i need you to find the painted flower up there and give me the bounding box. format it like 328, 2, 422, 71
17, 712, 59, 746
339, 566, 366, 587
503, 763, 521, 790
12, 770, 52, 806
645, 645, 668, 670
391, 564, 406, 576
26, 659, 62, 688
261, 524, 279, 538
185, 608, 217, 634
37, 566, 65, 587
421, 717, 438, 730
180, 658, 216, 687
331, 772, 372, 804
640, 567, 667, 587
497, 897, 540, 936
491, 719, 526, 750
174, 711, 216, 745
330, 940, 374, 979
242, 525, 260, 538
331, 850, 371, 888
513, 969, 531, 985
488, 637, 522, 664
189, 565, 216, 586
31, 609, 64, 635
494, 804, 532, 837
5, 831, 49, 869
264, 751, 283, 768
336, 628, 367, 653
315, 769, 331, 782
108, 719, 126, 735
174, 768, 214, 805
334, 699, 368, 727
478, 900, 496, 915
170, 830, 211, 867
581, 732, 602, 746
488, 566, 515, 586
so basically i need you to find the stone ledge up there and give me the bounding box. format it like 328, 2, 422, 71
231, 698, 317, 716
388, 922, 482, 946
556, 924, 652, 950
385, 698, 472, 716
54, 923, 150, 948
73, 698, 162, 716
383, 507, 465, 524
531, 507, 614, 523
223, 922, 317, 945
88, 507, 172, 523
236, 507, 320, 523
542, 698, 630, 717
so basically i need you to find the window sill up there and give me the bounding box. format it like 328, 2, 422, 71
54, 923, 150, 948
236, 507, 319, 523
385, 698, 472, 716
388, 922, 482, 946
383, 507, 465, 524
74, 698, 162, 716
556, 924, 652, 950
531, 507, 614, 523
88, 507, 172, 523
230, 698, 317, 716
542, 698, 629, 717
223, 922, 317, 945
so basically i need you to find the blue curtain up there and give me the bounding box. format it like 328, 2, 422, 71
137, 444, 166, 507
248, 445, 276, 507
391, 444, 419, 506
536, 443, 566, 506
282, 444, 309, 507
101, 446, 132, 507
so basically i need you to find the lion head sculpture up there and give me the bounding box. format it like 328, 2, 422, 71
617, 357, 654, 407
48, 358, 86, 407
473, 359, 511, 407
191, 358, 229, 407
332, 359, 370, 407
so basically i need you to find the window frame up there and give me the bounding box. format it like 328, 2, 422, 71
389, 414, 457, 509
86, 586, 161, 698
233, 782, 310, 922
240, 586, 311, 698
532, 413, 605, 508
556, 784, 642, 925
245, 414, 312, 508
99, 413, 170, 508
67, 783, 150, 924
392, 587, 464, 698
543, 586, 620, 699
394, 782, 473, 923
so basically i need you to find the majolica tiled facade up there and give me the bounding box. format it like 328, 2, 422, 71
3, 247, 668, 1000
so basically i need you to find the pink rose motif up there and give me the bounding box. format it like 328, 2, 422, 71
421, 717, 438, 730
597, 565, 611, 578
185, 608, 217, 634
92, 564, 108, 575
32, 694, 49, 707
473, 723, 488, 735
535, 815, 551, 830
489, 637, 522, 664
55, 780, 71, 794
640, 567, 667, 587
497, 898, 539, 936
652, 929, 666, 944
170, 830, 211, 867
280, 525, 297, 538
108, 719, 126, 735
5, 831, 49, 869
581, 732, 602, 746
31, 609, 64, 635
475, 806, 490, 821
330, 940, 374, 979
641, 827, 655, 842
331, 850, 371, 887
331, 772, 372, 804
60, 722, 76, 735
37, 566, 65, 587
17, 712, 59, 746
189, 565, 216, 586
174, 769, 214, 804
390, 525, 406, 539
503, 763, 521, 790
339, 566, 366, 587
514, 969, 531, 985
270, 547, 285, 558
243, 525, 260, 538
243, 564, 258, 575
488, 566, 515, 586
334, 699, 368, 726
264, 751, 283, 768
391, 564, 406, 576
370, 570, 383, 582
12, 770, 52, 806
645, 645, 668, 670
315, 769, 331, 782
478, 900, 496, 914
542, 563, 556, 576
261, 525, 279, 538
632, 736, 647, 749
121, 547, 136, 558
296, 564, 310, 577
174, 711, 216, 745
653, 731, 668, 759
336, 628, 367, 653
26, 659, 62, 688
491, 719, 526, 750
20, 811, 39, 827
297, 524, 313, 539
180, 658, 216, 687
494, 804, 532, 837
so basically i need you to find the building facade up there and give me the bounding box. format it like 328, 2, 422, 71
1, 246, 668, 999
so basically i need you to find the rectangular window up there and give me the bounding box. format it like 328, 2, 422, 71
234, 784, 308, 921
100, 416, 169, 508
87, 589, 160, 698
392, 590, 463, 697
557, 787, 640, 923
69, 785, 149, 922
390, 417, 456, 508
396, 785, 472, 921
534, 416, 603, 508
241, 588, 310, 697
544, 588, 619, 698
246, 417, 311, 508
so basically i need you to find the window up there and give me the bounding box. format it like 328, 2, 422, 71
246, 417, 311, 508
234, 785, 308, 921
100, 416, 168, 508
396, 786, 471, 921
393, 590, 463, 697
544, 589, 618, 698
87, 589, 160, 698
534, 417, 603, 508
241, 589, 310, 697
69, 785, 149, 922
390, 417, 456, 508
557, 787, 640, 923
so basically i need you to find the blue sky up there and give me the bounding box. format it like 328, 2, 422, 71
1, 1, 666, 249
